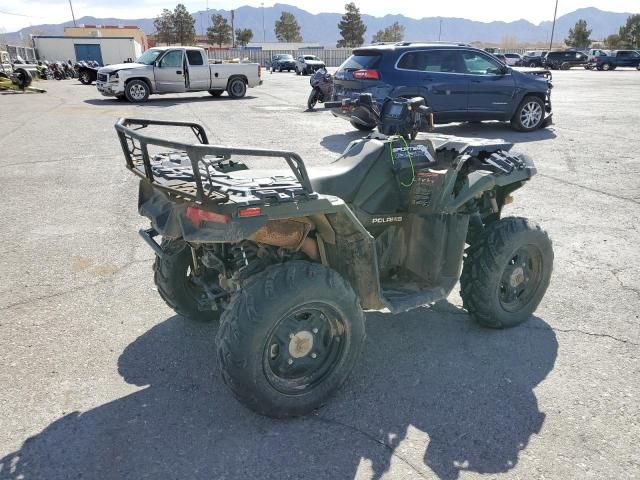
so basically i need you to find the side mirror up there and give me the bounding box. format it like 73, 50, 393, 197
500, 65, 510, 75
154, 61, 160, 68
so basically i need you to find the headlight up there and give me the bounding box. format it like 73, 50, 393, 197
109, 72, 119, 81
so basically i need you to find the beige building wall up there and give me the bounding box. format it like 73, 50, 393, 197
64, 25, 148, 50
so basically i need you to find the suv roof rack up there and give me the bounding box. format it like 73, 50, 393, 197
394, 41, 470, 47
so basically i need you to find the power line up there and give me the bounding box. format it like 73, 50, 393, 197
0, 9, 42, 17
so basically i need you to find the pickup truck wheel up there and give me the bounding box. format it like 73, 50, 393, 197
227, 77, 247, 98
602, 62, 611, 71
208, 89, 224, 97
511, 95, 545, 132
154, 238, 224, 322
216, 261, 365, 418
125, 79, 150, 103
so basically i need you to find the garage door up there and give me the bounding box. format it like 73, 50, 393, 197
74, 44, 104, 66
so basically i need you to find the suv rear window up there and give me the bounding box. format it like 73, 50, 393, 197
340, 52, 381, 70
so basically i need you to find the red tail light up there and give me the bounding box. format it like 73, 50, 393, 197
353, 69, 379, 80
238, 207, 263, 217
258, 64, 262, 77
186, 206, 229, 226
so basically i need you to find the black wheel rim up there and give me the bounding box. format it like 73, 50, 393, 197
498, 245, 543, 312
263, 302, 346, 395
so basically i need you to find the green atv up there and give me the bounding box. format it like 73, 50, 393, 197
116, 95, 553, 418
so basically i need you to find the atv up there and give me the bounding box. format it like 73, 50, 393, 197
116, 95, 553, 418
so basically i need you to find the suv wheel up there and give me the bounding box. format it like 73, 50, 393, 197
528, 62, 537, 68
511, 96, 545, 132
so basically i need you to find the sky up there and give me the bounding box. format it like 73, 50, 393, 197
1, 0, 638, 32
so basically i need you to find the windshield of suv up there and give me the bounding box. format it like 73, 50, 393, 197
340, 52, 381, 71
281, 55, 294, 60
304, 56, 319, 61
136, 49, 163, 65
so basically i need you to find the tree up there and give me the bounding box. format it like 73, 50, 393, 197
604, 33, 622, 49
371, 21, 405, 43
337, 2, 366, 48
235, 28, 254, 47
275, 12, 302, 42
565, 19, 592, 49
619, 14, 640, 48
207, 14, 232, 47
153, 9, 174, 45
172, 3, 196, 45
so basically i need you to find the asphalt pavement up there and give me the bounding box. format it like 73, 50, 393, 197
0, 68, 639, 480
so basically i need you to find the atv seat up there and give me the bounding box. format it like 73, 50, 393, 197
308, 140, 385, 202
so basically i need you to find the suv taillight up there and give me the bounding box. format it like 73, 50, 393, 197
258, 65, 262, 77
353, 69, 379, 80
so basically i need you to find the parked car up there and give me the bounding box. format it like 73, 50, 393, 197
584, 49, 610, 69
295, 55, 325, 75
96, 47, 262, 102
522, 50, 548, 67
271, 54, 296, 72
593, 50, 640, 71
504, 53, 523, 66
542, 50, 588, 70
332, 43, 553, 132
494, 53, 508, 64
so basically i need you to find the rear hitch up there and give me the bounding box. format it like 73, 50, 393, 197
139, 228, 164, 258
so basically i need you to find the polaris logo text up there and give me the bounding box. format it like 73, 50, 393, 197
371, 216, 403, 224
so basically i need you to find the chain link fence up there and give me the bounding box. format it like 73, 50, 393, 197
207, 48, 353, 67
5, 45, 37, 62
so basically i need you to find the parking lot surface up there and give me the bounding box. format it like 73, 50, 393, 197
1, 69, 639, 480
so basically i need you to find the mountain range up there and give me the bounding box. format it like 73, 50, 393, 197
3, 4, 634, 46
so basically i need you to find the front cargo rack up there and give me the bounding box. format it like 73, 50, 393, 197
115, 118, 316, 206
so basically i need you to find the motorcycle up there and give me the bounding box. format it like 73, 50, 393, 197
307, 67, 334, 110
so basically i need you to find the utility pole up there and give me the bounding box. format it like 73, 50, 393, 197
261, 2, 265, 42
68, 0, 77, 27
549, 0, 559, 51
231, 9, 235, 48
438, 19, 442, 41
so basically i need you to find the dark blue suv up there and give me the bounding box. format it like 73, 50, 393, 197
333, 43, 553, 132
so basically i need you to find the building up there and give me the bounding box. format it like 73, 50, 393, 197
33, 35, 143, 65
64, 25, 148, 50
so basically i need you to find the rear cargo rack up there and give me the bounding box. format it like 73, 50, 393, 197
115, 118, 314, 206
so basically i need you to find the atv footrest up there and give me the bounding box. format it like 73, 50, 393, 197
382, 287, 447, 314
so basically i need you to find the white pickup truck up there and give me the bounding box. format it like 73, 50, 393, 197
96, 47, 262, 102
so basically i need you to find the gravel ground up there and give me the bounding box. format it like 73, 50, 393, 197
0, 68, 638, 480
